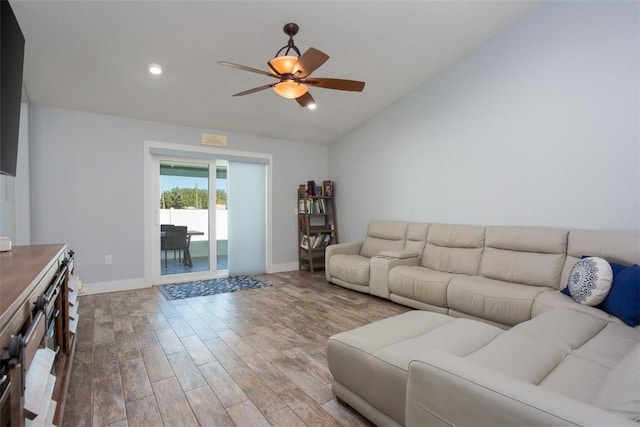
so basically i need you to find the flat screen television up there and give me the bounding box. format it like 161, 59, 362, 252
1, 0, 25, 177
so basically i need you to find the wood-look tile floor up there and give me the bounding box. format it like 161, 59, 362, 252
62, 271, 409, 427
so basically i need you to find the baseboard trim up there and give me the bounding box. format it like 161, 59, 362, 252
268, 262, 299, 273
82, 278, 149, 295
83, 264, 302, 294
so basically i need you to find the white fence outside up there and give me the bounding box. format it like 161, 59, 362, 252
160, 208, 228, 241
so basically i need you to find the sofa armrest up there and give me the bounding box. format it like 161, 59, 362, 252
369, 254, 421, 299
406, 350, 637, 427
325, 242, 364, 282
379, 250, 420, 259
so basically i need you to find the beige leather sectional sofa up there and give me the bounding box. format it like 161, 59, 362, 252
325, 221, 640, 426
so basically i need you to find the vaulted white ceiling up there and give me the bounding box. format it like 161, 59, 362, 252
11, 0, 540, 144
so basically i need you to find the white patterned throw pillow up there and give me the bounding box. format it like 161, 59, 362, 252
567, 257, 613, 306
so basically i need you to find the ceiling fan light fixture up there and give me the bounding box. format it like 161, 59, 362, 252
273, 81, 308, 99
268, 55, 298, 75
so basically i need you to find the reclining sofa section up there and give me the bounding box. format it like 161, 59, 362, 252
326, 221, 639, 328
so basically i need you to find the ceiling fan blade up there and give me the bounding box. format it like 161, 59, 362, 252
296, 91, 316, 108
232, 83, 275, 96
294, 48, 329, 77
304, 77, 365, 92
218, 61, 278, 78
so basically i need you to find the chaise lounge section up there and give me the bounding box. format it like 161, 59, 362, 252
326, 221, 640, 426
329, 308, 640, 426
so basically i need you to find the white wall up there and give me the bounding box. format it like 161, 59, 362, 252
16, 102, 31, 244
330, 1, 640, 242
29, 106, 328, 285
0, 102, 30, 244
0, 176, 16, 241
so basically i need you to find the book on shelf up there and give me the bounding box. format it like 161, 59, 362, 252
301, 233, 323, 250
298, 198, 312, 214
300, 180, 334, 198
299, 217, 308, 229
311, 234, 321, 249
323, 180, 333, 197
306, 233, 333, 249
306, 180, 318, 196
299, 198, 330, 215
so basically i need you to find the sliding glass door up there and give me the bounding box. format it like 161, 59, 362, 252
145, 141, 270, 286
227, 161, 266, 275
158, 159, 268, 276
215, 160, 229, 271
158, 159, 213, 277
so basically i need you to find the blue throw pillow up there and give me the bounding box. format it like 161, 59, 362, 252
599, 264, 640, 327
609, 262, 628, 278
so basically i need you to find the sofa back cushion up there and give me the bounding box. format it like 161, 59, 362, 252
422, 224, 485, 274
479, 226, 567, 288
562, 230, 640, 287
360, 221, 407, 258
404, 223, 429, 255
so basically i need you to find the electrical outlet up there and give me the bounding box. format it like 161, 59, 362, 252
105, 254, 113, 265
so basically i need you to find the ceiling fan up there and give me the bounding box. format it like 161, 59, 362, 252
218, 23, 365, 109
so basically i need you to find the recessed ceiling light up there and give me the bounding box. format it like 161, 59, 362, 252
149, 63, 162, 75
307, 103, 317, 110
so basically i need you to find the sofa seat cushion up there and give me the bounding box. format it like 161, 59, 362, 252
448, 276, 550, 327
594, 342, 640, 421
466, 309, 640, 404
327, 311, 502, 426
328, 254, 371, 286
532, 291, 625, 324
541, 318, 639, 406
388, 265, 457, 307
534, 311, 638, 403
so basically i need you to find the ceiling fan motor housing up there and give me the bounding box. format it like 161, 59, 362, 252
283, 23, 299, 37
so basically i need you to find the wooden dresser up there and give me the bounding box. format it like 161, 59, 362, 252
0, 244, 78, 427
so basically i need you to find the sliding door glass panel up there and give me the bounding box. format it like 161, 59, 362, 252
159, 160, 210, 275
227, 161, 266, 275
216, 160, 229, 271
